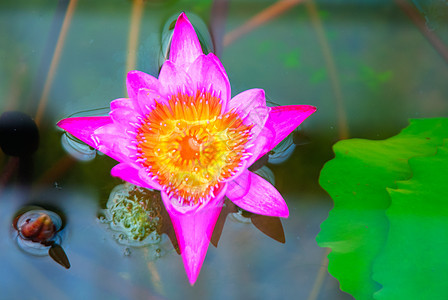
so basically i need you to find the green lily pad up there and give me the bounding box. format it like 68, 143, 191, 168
373, 141, 448, 300
316, 118, 448, 299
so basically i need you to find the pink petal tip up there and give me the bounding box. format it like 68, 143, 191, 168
227, 169, 289, 218
57, 116, 112, 149
161, 188, 226, 285
169, 12, 203, 68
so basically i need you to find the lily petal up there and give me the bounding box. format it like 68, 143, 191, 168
169, 12, 203, 69
226, 169, 289, 218
92, 123, 137, 163
188, 53, 231, 110
111, 163, 161, 190
137, 88, 168, 115
126, 70, 159, 100
110, 98, 143, 133
161, 187, 227, 285
228, 89, 270, 139
57, 116, 112, 149
247, 105, 316, 166
158, 60, 194, 96
246, 130, 274, 168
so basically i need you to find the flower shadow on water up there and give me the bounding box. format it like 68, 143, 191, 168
212, 198, 286, 247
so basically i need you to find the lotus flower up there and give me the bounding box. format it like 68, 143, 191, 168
57, 12, 316, 285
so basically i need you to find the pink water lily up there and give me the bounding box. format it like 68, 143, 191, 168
57, 12, 316, 285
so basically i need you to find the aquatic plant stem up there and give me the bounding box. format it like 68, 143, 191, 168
0, 157, 19, 193
35, 0, 78, 127
307, 248, 331, 300
395, 0, 448, 64
4, 63, 27, 111
210, 0, 230, 58
125, 0, 144, 96
306, 2, 348, 298
223, 0, 306, 47
34, 154, 76, 186
306, 1, 349, 139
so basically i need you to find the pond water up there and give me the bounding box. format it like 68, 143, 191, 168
1, 0, 447, 299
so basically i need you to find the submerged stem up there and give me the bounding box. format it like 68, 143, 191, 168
223, 0, 306, 47
306, 1, 349, 140
125, 0, 145, 96
395, 0, 448, 65
35, 0, 78, 127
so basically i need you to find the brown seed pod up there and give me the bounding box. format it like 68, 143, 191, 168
14, 209, 62, 256
19, 214, 56, 242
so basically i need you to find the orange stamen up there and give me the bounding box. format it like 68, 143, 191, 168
136, 90, 252, 206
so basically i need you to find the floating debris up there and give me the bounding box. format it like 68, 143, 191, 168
19, 212, 57, 243
48, 244, 71, 269
13, 207, 70, 269
102, 184, 163, 247
123, 247, 131, 256
15, 209, 62, 254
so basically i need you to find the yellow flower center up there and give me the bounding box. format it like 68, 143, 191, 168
136, 90, 252, 205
